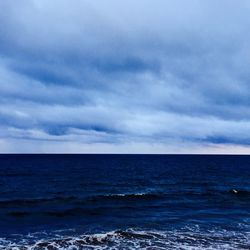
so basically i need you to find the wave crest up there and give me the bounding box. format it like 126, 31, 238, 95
1, 228, 250, 250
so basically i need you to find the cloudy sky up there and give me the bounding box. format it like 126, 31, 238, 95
0, 0, 250, 153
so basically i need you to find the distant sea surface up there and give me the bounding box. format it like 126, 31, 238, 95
0, 154, 249, 249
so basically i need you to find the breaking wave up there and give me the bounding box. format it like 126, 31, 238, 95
1, 227, 249, 250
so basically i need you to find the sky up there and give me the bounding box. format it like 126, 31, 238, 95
0, 0, 250, 153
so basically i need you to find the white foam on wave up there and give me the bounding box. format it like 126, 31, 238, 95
1, 226, 250, 250
105, 192, 148, 197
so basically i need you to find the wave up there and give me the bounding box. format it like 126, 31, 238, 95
0, 196, 78, 207
1, 189, 249, 209
0, 192, 162, 209
94, 189, 250, 200
90, 192, 163, 201
4, 194, 161, 218
1, 227, 249, 250
6, 207, 108, 218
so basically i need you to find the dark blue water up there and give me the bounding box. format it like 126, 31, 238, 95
0, 154, 249, 249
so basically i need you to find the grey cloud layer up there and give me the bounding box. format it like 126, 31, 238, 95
0, 0, 250, 152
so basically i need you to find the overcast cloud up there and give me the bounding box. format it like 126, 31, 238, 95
0, 0, 250, 153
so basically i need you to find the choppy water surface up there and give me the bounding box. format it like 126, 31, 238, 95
0, 154, 249, 249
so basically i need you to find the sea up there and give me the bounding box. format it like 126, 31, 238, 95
0, 154, 249, 249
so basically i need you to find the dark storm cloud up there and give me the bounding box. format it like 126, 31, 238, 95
0, 0, 250, 152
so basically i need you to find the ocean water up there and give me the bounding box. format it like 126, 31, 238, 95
0, 154, 249, 249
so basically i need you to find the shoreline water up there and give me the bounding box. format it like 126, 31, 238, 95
1, 226, 250, 249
